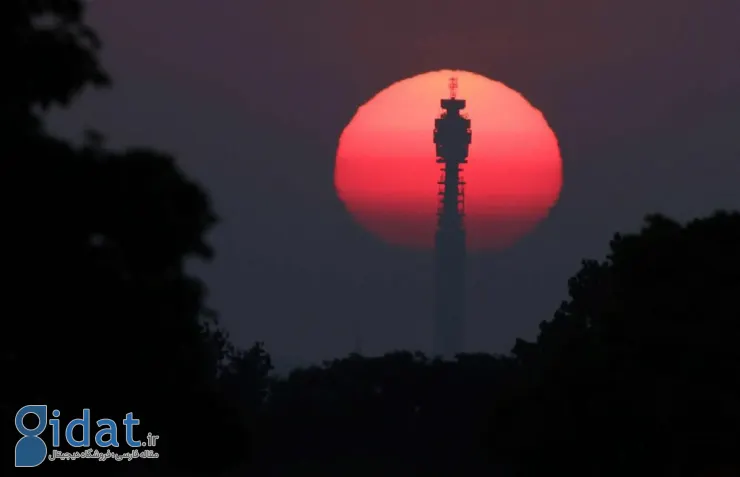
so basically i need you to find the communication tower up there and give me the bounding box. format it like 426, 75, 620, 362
432, 77, 471, 358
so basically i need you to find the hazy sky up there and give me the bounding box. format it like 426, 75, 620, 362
49, 0, 740, 366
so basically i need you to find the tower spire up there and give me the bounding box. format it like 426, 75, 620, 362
449, 77, 458, 99
432, 77, 471, 359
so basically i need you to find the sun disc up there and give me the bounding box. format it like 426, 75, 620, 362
335, 69, 562, 251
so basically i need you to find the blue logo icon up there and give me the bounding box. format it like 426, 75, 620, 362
15, 405, 156, 467
15, 405, 47, 467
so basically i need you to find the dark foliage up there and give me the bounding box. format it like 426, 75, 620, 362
4, 0, 109, 136
253, 352, 512, 476
488, 212, 740, 477
3, 2, 267, 476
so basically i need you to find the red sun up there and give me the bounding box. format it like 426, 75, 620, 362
335, 70, 562, 251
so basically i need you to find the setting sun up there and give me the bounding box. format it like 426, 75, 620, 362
335, 69, 562, 251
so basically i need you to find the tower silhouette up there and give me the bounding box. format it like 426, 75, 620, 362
432, 77, 471, 358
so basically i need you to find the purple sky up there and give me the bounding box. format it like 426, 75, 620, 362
49, 0, 740, 366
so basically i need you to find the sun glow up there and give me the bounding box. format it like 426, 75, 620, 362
335, 70, 562, 251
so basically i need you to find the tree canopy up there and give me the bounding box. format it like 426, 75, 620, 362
4, 2, 267, 475
489, 212, 740, 477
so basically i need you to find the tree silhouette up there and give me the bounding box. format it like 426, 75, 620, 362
5, 0, 109, 137
3, 1, 258, 475
488, 212, 740, 477
250, 351, 509, 476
